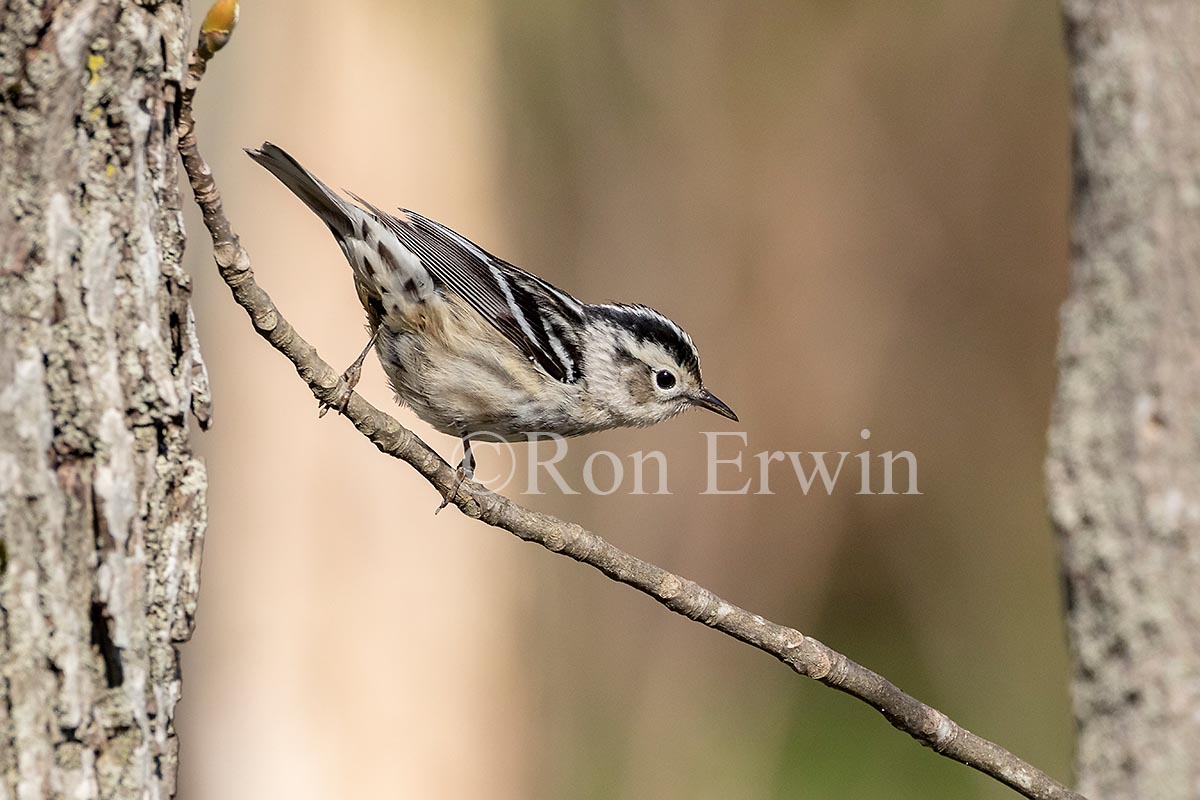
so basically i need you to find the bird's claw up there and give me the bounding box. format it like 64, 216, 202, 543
434, 465, 470, 515
318, 362, 363, 418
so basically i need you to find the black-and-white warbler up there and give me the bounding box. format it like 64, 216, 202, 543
247, 143, 737, 488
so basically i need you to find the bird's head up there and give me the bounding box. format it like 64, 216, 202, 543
584, 304, 738, 428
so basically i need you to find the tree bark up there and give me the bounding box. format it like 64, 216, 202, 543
0, 2, 206, 798
1050, 2, 1200, 798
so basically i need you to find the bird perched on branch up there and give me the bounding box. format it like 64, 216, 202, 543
247, 143, 737, 503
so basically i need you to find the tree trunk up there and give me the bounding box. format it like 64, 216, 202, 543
1050, 2, 1200, 798
0, 2, 206, 798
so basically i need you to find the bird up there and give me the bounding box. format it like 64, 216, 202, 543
246, 143, 738, 504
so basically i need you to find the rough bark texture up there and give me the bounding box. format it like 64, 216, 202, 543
0, 2, 206, 798
1050, 2, 1200, 798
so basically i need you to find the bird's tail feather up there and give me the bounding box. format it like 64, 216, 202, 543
245, 142, 355, 238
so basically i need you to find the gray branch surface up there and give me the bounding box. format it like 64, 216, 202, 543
0, 1, 207, 797
177, 16, 1081, 800
1050, 2, 1200, 798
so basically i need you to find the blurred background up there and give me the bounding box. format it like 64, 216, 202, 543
180, 1, 1071, 797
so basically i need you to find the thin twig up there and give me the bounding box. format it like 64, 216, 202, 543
176, 17, 1084, 800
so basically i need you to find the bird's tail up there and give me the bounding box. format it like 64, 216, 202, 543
245, 142, 356, 239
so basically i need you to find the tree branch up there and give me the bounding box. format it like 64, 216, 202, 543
176, 12, 1083, 800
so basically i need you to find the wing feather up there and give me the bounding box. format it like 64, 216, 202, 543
360, 206, 585, 383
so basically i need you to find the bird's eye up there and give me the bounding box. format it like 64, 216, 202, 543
655, 370, 676, 390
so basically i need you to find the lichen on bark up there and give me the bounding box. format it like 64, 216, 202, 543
0, 2, 208, 797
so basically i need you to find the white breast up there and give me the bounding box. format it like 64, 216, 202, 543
373, 296, 595, 440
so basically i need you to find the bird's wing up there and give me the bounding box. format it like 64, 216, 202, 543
364, 206, 586, 384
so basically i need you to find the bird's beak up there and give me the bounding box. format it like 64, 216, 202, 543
693, 388, 739, 422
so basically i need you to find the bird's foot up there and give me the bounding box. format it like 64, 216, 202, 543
319, 329, 378, 418
318, 361, 364, 418
434, 464, 470, 514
